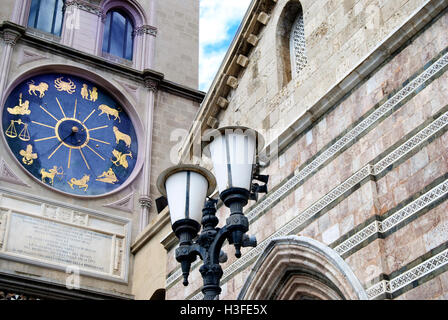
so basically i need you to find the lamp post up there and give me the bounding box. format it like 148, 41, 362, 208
157, 126, 267, 300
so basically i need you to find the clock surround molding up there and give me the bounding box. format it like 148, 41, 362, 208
0, 64, 146, 199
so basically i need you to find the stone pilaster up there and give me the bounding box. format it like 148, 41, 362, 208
138, 78, 159, 231
0, 28, 22, 106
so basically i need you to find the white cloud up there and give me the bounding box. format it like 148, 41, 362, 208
199, 0, 251, 91
199, 48, 227, 92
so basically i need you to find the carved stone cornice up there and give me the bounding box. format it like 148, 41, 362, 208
64, 0, 103, 17
134, 25, 158, 37
0, 21, 204, 102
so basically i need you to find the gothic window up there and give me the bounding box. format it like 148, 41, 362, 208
277, 1, 307, 87
27, 0, 64, 36
289, 12, 307, 77
102, 10, 135, 61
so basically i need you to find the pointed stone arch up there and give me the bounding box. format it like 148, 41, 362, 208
238, 236, 367, 300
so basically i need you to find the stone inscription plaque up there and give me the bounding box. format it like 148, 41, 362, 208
6, 213, 113, 274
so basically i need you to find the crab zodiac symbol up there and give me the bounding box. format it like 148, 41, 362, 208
54, 77, 76, 94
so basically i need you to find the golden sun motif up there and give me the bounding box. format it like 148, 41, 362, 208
33, 97, 109, 170
3, 73, 138, 197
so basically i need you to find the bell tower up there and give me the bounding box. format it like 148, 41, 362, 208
0, 0, 202, 300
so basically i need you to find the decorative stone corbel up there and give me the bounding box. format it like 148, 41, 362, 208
257, 12, 270, 25
237, 54, 249, 68
144, 78, 159, 92
226, 76, 238, 89
246, 34, 259, 46
2, 29, 21, 46
206, 116, 219, 129
217, 97, 229, 109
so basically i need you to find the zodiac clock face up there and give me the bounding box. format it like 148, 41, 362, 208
2, 73, 138, 196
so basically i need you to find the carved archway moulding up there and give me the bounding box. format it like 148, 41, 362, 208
238, 236, 368, 300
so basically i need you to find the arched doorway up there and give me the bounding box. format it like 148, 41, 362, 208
238, 236, 367, 300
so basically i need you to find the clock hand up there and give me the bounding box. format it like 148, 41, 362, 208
61, 126, 80, 141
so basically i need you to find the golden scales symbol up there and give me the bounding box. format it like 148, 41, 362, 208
5, 119, 31, 141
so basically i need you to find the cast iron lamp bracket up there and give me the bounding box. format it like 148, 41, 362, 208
173, 196, 257, 300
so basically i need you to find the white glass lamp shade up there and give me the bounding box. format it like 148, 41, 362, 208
205, 127, 264, 194
157, 165, 216, 225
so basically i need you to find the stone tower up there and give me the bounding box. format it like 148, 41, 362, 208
0, 0, 202, 299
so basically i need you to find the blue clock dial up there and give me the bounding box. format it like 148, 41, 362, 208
2, 73, 138, 196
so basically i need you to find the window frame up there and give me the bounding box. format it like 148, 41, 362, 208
27, 0, 65, 36
289, 11, 307, 78
102, 10, 135, 61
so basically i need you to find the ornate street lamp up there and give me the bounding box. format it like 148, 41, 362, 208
157, 126, 267, 300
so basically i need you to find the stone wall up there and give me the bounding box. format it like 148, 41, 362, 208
218, 0, 429, 142
154, 0, 200, 88
165, 0, 448, 300
149, 91, 200, 210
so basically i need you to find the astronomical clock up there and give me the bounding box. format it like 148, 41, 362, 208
2, 73, 138, 196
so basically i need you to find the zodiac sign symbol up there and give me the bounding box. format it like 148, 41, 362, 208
89, 87, 98, 102
81, 84, 98, 101
28, 80, 49, 98
5, 119, 30, 141
40, 166, 64, 186
113, 126, 131, 147
68, 174, 90, 192
98, 104, 121, 122
81, 84, 89, 100
7, 93, 31, 115
111, 149, 132, 169
54, 77, 76, 94
19, 144, 38, 165
96, 168, 118, 184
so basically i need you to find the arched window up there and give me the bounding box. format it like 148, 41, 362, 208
277, 1, 307, 87
289, 12, 307, 77
102, 10, 135, 61
28, 0, 64, 36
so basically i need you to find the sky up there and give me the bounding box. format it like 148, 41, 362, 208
199, 0, 252, 92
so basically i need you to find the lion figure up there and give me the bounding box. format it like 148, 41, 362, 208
28, 81, 49, 98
